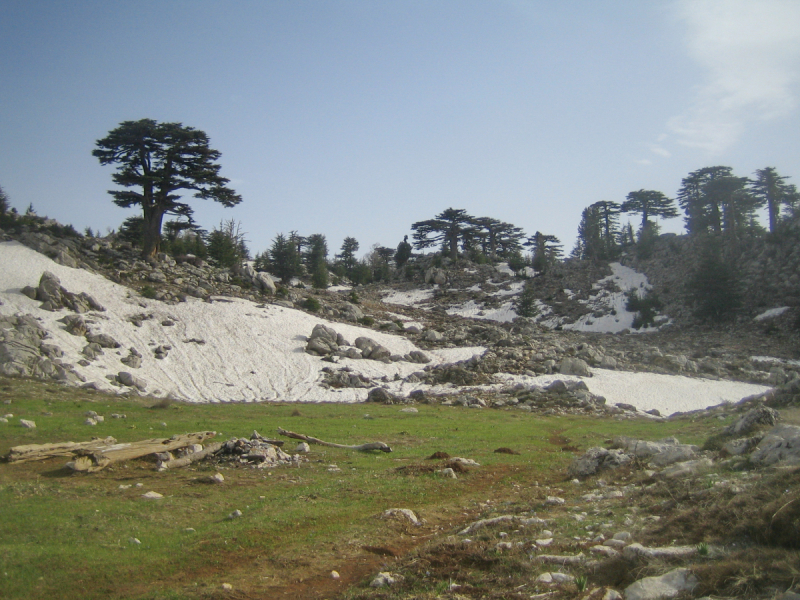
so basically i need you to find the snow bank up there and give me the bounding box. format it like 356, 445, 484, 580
0, 242, 475, 403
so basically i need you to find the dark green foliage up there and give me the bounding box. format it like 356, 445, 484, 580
526, 231, 562, 273
677, 166, 733, 235
751, 167, 800, 233
270, 233, 302, 283
302, 297, 321, 312
395, 235, 412, 267
304, 234, 329, 289
336, 237, 360, 279
93, 118, 241, 257
117, 215, 145, 247
506, 250, 528, 275
0, 185, 9, 215
621, 189, 678, 233
573, 202, 619, 260
687, 239, 741, 322
206, 219, 248, 268
349, 262, 373, 285
514, 282, 539, 318
358, 315, 375, 326
349, 290, 360, 304
470, 217, 525, 260
625, 289, 662, 329
411, 208, 475, 261
140, 285, 157, 299
366, 245, 394, 282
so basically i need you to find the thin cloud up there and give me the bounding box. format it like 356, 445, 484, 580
668, 0, 800, 154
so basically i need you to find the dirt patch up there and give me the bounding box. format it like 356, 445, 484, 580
493, 447, 520, 455
426, 451, 451, 459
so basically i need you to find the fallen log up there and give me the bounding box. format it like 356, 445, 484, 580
65, 431, 217, 473
277, 427, 392, 452
156, 441, 224, 470
5, 437, 119, 463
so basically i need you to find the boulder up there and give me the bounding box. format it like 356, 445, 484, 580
558, 357, 591, 377
624, 567, 698, 600
305, 324, 340, 356
354, 337, 392, 361
117, 371, 147, 391
725, 404, 780, 435
366, 387, 397, 404
86, 332, 121, 349
750, 425, 800, 467
254, 271, 276, 294
568, 447, 631, 478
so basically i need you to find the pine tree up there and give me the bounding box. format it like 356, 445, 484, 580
207, 219, 249, 268
751, 167, 800, 233
395, 235, 412, 268
621, 189, 678, 233
337, 237, 360, 279
525, 231, 562, 274
270, 233, 302, 283
411, 208, 475, 261
305, 234, 329, 289
93, 119, 241, 258
676, 166, 733, 235
0, 185, 8, 215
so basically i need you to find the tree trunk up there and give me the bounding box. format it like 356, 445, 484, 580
141, 207, 165, 258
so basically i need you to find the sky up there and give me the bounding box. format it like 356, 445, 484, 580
1, 0, 799, 257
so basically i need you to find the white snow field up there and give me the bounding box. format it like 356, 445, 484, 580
0, 242, 771, 412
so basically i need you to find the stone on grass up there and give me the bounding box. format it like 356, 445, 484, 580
370, 572, 401, 588
568, 447, 631, 478
227, 509, 243, 520
624, 567, 698, 600
750, 425, 800, 467
382, 508, 420, 525
20, 419, 36, 428
295, 442, 311, 453
142, 491, 163, 499
726, 404, 779, 435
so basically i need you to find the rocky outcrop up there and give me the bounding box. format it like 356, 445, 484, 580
28, 271, 105, 313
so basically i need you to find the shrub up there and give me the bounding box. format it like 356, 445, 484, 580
303, 297, 321, 312
358, 316, 375, 327
626, 289, 662, 329
514, 283, 539, 318
140, 285, 157, 299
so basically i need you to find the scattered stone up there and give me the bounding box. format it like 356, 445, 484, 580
295, 442, 311, 453
330, 571, 340, 580
568, 447, 631, 478
227, 509, 243, 520
142, 491, 163, 499
624, 567, 698, 600
750, 425, 800, 467
382, 508, 420, 525
19, 419, 36, 428
370, 572, 401, 588
726, 404, 780, 435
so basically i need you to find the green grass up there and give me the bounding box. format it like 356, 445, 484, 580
0, 376, 720, 599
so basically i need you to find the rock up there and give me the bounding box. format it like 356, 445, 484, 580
382, 508, 420, 525
568, 447, 631, 478
354, 337, 391, 361
117, 371, 147, 391
423, 329, 444, 342
725, 404, 780, 435
558, 357, 591, 377
623, 543, 697, 561
370, 572, 401, 588
750, 425, 800, 467
142, 491, 163, 499
424, 268, 447, 285
86, 332, 121, 349
366, 387, 397, 404
407, 350, 431, 364
659, 458, 713, 478
221, 583, 233, 591
545, 496, 565, 505
227, 509, 243, 520
19, 419, 36, 428
723, 435, 762, 456
295, 442, 311, 453
624, 567, 698, 600
305, 324, 340, 356
36, 271, 63, 305
254, 271, 276, 294
437, 467, 457, 478
330, 571, 340, 580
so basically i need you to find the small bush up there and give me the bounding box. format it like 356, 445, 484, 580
359, 316, 375, 327
626, 289, 662, 329
140, 285, 157, 299
349, 290, 360, 304
303, 297, 321, 312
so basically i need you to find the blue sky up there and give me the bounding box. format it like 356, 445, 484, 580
1, 0, 799, 257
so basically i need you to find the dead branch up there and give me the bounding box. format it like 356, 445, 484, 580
5, 437, 119, 463
277, 427, 392, 452
65, 431, 217, 473
156, 441, 224, 470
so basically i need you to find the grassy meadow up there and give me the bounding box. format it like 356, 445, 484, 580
0, 375, 725, 599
